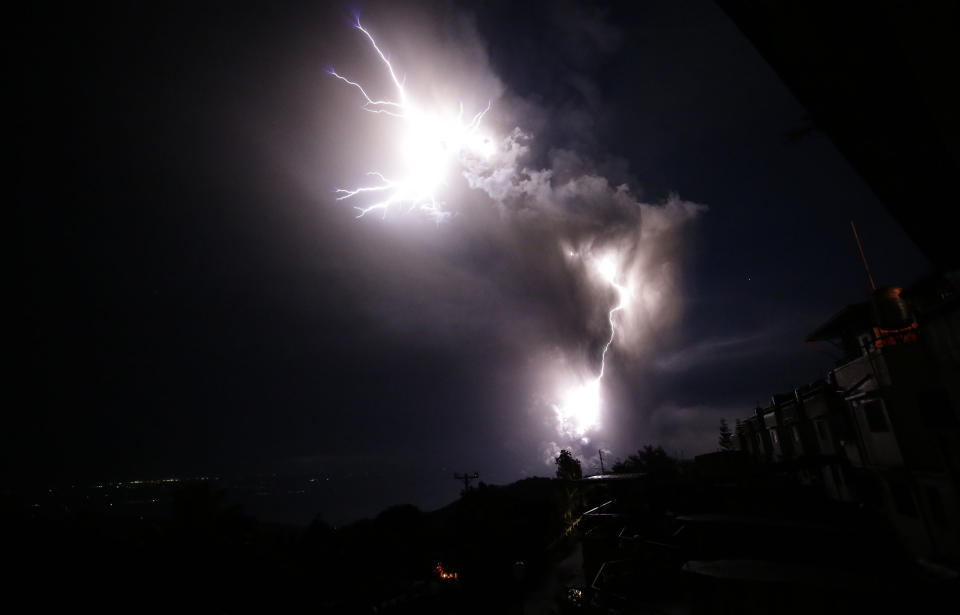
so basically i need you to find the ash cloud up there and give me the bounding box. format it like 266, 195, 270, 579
462, 132, 705, 354
314, 0, 708, 471
456, 82, 707, 462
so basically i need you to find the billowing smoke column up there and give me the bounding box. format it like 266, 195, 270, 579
330, 19, 706, 463
461, 129, 705, 456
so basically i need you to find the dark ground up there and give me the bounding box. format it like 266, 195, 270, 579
6, 468, 956, 613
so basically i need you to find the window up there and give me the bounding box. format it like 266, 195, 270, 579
860, 474, 884, 508
863, 400, 889, 433
830, 465, 842, 489
890, 481, 917, 518
927, 486, 947, 527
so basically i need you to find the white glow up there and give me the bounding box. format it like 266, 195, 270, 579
554, 377, 601, 438
330, 21, 493, 219
596, 254, 617, 284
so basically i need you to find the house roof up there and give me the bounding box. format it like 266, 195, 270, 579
806, 302, 872, 342
582, 472, 647, 482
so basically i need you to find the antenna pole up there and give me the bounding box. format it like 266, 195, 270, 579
453, 472, 479, 494
850, 220, 877, 291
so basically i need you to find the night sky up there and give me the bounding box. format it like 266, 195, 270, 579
16, 0, 929, 518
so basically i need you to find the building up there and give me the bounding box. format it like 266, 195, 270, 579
735, 276, 960, 566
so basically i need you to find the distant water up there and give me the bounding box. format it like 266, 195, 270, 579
225, 473, 463, 526
16, 472, 505, 527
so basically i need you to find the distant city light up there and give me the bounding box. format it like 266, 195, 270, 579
434, 562, 459, 580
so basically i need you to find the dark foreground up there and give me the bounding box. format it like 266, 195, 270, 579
6, 473, 958, 613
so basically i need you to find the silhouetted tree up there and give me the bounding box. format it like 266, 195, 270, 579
612, 445, 678, 477
303, 514, 334, 548
719, 418, 734, 451
555, 449, 582, 480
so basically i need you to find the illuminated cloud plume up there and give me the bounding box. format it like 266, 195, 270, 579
463, 134, 706, 451
328, 18, 706, 462
329, 20, 494, 219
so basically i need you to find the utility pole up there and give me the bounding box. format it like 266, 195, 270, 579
453, 472, 479, 494
850, 220, 877, 291
598, 449, 606, 475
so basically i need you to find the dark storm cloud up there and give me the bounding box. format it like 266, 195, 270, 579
653, 327, 781, 373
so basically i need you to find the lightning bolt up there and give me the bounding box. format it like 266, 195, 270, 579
329, 20, 493, 220
553, 255, 629, 441
598, 277, 628, 381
